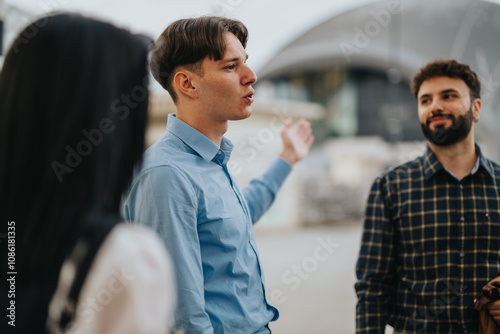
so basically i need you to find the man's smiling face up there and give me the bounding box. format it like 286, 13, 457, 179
417, 76, 478, 146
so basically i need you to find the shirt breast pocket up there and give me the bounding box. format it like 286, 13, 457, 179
476, 210, 500, 236
473, 210, 500, 267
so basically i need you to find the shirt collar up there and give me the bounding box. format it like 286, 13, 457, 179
166, 114, 233, 164
423, 144, 493, 180
218, 138, 234, 165
478, 145, 495, 177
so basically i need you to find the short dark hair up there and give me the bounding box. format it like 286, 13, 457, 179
410, 59, 481, 100
0, 13, 150, 282
150, 16, 248, 103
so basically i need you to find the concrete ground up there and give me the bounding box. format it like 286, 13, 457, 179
255, 222, 394, 334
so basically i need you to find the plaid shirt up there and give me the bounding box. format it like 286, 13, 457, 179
356, 145, 500, 334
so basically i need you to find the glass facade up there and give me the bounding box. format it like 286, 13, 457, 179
257, 66, 425, 143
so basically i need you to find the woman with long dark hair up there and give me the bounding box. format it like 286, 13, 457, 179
0, 13, 174, 333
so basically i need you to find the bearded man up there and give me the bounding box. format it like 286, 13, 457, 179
355, 59, 500, 334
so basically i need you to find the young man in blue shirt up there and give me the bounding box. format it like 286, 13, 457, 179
121, 17, 313, 334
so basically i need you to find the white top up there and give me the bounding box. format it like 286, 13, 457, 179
50, 223, 175, 334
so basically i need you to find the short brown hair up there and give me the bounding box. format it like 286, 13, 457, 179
410, 59, 481, 100
150, 16, 248, 103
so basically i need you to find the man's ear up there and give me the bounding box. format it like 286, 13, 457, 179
173, 71, 198, 99
472, 98, 482, 122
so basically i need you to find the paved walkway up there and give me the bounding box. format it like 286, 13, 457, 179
255, 222, 378, 334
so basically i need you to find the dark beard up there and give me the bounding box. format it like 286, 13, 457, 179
420, 107, 473, 146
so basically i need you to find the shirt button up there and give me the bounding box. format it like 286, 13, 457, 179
217, 150, 222, 155
460, 252, 465, 258
459, 184, 463, 190
460, 216, 465, 222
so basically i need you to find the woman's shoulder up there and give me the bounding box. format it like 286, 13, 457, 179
104, 223, 168, 259
95, 222, 174, 288
69, 222, 175, 333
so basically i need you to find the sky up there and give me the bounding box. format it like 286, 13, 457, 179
4, 0, 500, 74
5, 0, 389, 72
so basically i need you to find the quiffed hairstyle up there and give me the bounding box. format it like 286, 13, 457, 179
150, 16, 248, 103
0, 13, 150, 283
411, 59, 481, 100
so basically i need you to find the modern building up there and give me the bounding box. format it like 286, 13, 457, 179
256, 0, 500, 149
250, 0, 500, 226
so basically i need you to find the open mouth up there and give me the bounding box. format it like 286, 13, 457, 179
244, 92, 254, 103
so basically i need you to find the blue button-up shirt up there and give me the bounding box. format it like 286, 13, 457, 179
121, 114, 291, 334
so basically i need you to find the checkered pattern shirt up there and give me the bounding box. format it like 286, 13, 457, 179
356, 145, 500, 334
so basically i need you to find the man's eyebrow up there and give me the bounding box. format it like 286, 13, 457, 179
221, 54, 249, 63
419, 89, 459, 100
440, 89, 458, 94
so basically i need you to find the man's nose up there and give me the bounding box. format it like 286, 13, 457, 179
241, 64, 257, 86
430, 99, 443, 113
